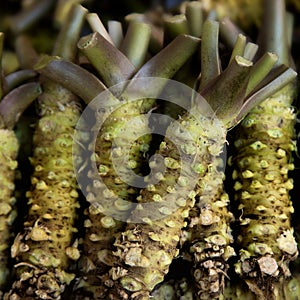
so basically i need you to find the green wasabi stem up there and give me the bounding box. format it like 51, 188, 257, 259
78, 31, 136, 87
15, 35, 39, 69
36, 57, 107, 104
108, 20, 124, 48
125, 13, 164, 54
119, 21, 151, 69
71, 34, 200, 300
86, 13, 114, 44
54, 0, 88, 28
229, 34, 247, 63
5, 6, 86, 300
0, 82, 41, 298
243, 42, 258, 61
53, 4, 88, 62
199, 20, 221, 91
231, 1, 299, 299
185, 1, 203, 38
108, 24, 296, 300
3, 69, 38, 95
219, 17, 246, 49
228, 37, 258, 65
2, 51, 19, 76
245, 52, 278, 97
0, 82, 41, 130
7, 0, 56, 34
163, 14, 189, 45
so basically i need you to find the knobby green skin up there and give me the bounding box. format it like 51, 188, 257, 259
74, 99, 153, 299
71, 33, 200, 298
181, 158, 235, 300
151, 277, 194, 300
0, 130, 19, 295
231, 83, 298, 299
5, 80, 82, 300
107, 108, 225, 300
0, 79, 41, 297
150, 271, 300, 300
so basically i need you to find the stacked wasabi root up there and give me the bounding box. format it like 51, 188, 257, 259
5, 5, 87, 300
231, 1, 299, 299
106, 20, 297, 300
33, 11, 296, 300
35, 17, 201, 298
178, 20, 236, 300
0, 33, 41, 294
72, 22, 153, 298
77, 35, 200, 300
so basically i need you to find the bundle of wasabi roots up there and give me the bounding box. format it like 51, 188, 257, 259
0, 0, 300, 299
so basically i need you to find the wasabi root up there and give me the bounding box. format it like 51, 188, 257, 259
0, 82, 41, 297
231, 1, 299, 299
5, 5, 87, 299
108, 30, 296, 298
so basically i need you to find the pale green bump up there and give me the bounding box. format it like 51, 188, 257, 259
60, 179, 70, 188
128, 160, 138, 169
267, 129, 283, 138
205, 234, 227, 246
148, 232, 161, 241
276, 148, 286, 158
248, 242, 274, 256
98, 164, 109, 175
285, 179, 294, 190
249, 141, 267, 150
232, 169, 238, 180
100, 216, 116, 228
102, 132, 113, 141
158, 206, 172, 215
90, 152, 98, 162
164, 157, 180, 169
141, 217, 153, 225
188, 190, 196, 199
259, 160, 269, 168
265, 173, 275, 181
166, 186, 176, 193
140, 143, 150, 153
192, 163, 205, 175
152, 194, 163, 202
103, 188, 115, 199
114, 199, 132, 211
36, 180, 48, 190
175, 197, 186, 207
146, 184, 156, 192
242, 118, 255, 127
177, 176, 188, 187
242, 170, 254, 178
250, 180, 263, 189
0, 202, 12, 216
164, 219, 176, 228
112, 147, 123, 157
234, 181, 243, 191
